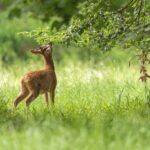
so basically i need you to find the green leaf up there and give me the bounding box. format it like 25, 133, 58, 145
110, 0, 129, 9
8, 7, 21, 19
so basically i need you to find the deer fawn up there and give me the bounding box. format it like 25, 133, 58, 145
14, 42, 57, 108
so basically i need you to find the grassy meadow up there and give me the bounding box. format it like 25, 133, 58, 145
0, 47, 150, 150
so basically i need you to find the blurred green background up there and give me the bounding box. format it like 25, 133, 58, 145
0, 1, 150, 150
0, 0, 136, 66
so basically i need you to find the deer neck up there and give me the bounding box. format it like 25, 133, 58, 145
43, 55, 55, 70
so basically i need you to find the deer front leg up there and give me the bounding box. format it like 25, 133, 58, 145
49, 77, 56, 105
50, 90, 55, 105
44, 93, 49, 106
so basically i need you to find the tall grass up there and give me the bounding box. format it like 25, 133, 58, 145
0, 54, 150, 150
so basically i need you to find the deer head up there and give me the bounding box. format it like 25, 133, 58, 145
31, 42, 53, 56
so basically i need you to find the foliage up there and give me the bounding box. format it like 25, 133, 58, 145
1, 58, 150, 150
0, 12, 45, 63
4, 0, 83, 25
21, 0, 150, 52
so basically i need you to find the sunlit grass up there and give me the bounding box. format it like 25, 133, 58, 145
0, 60, 150, 150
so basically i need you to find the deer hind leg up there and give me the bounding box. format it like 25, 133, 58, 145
25, 83, 40, 107
25, 90, 39, 107
14, 81, 29, 108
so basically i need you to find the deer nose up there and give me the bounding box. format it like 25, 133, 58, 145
31, 49, 36, 53
30, 49, 40, 54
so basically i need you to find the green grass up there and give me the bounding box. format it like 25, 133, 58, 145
0, 59, 150, 150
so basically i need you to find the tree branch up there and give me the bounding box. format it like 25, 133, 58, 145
117, 0, 136, 13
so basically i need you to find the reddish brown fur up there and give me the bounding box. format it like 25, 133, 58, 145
14, 43, 57, 107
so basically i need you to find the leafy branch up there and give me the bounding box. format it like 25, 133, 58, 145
20, 0, 149, 52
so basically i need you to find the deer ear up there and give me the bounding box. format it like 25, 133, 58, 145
45, 47, 52, 55
48, 42, 52, 46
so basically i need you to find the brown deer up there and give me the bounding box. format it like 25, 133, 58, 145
14, 42, 57, 108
